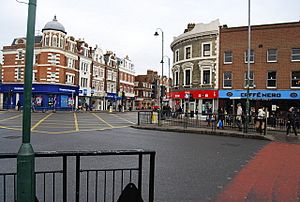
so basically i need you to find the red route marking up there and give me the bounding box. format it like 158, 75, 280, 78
215, 142, 300, 202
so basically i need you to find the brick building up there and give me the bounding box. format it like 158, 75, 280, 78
170, 19, 220, 115
0, 16, 79, 110
219, 21, 300, 113
134, 70, 159, 110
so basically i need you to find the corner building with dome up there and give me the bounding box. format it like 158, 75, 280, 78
0, 16, 79, 110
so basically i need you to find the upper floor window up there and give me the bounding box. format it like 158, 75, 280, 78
175, 49, 179, 62
185, 46, 191, 59
291, 48, 300, 61
184, 69, 191, 86
202, 70, 211, 85
223, 72, 232, 88
245, 49, 254, 63
45, 35, 50, 46
17, 67, 22, 80
267, 71, 277, 88
52, 35, 58, 47
174, 71, 179, 86
291, 71, 300, 87
17, 50, 23, 60
224, 51, 233, 64
202, 43, 211, 57
267, 49, 277, 62
66, 74, 75, 85
244, 71, 254, 87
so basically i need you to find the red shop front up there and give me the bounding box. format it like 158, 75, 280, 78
170, 90, 219, 114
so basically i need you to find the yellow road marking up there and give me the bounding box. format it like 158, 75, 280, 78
0, 125, 22, 131
0, 114, 22, 122
31, 113, 53, 131
92, 113, 113, 128
110, 114, 135, 124
74, 113, 79, 131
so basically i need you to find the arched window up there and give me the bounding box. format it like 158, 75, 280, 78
45, 35, 50, 46
52, 35, 57, 47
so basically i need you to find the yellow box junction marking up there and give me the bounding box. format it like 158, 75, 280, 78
31, 113, 53, 131
0, 114, 22, 122
92, 113, 114, 128
110, 114, 135, 124
74, 112, 79, 131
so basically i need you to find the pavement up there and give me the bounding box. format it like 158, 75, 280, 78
132, 123, 300, 144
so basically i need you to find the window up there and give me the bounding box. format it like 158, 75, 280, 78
17, 67, 22, 80
175, 49, 179, 62
67, 58, 74, 68
17, 50, 23, 60
223, 72, 232, 88
267, 71, 277, 88
291, 71, 300, 87
51, 72, 56, 79
80, 78, 88, 87
185, 46, 191, 59
245, 50, 254, 63
244, 71, 254, 87
50, 54, 56, 65
52, 36, 57, 47
33, 71, 37, 82
45, 35, 50, 46
66, 74, 75, 84
267, 49, 277, 62
174, 71, 179, 86
224, 51, 233, 64
202, 43, 211, 57
184, 69, 191, 86
203, 70, 211, 84
291, 48, 300, 61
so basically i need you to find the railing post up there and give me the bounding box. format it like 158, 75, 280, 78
138, 111, 140, 125
149, 152, 155, 202
138, 154, 143, 196
63, 156, 67, 202
75, 155, 80, 202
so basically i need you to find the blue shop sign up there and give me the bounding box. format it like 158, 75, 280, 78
106, 93, 122, 100
219, 90, 300, 100
0, 84, 79, 94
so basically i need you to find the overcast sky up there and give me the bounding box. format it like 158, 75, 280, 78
1, 0, 299, 75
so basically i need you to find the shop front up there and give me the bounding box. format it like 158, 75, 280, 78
219, 90, 300, 114
105, 92, 121, 111
170, 90, 219, 116
0, 84, 78, 111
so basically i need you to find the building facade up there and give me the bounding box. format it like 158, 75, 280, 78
219, 21, 300, 114
170, 19, 220, 115
118, 56, 135, 110
1, 16, 79, 110
134, 70, 159, 110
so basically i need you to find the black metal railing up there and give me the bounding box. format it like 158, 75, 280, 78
0, 150, 155, 202
137, 111, 299, 135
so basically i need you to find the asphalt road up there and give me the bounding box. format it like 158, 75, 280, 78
0, 111, 269, 201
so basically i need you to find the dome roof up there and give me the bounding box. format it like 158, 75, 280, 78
42, 15, 66, 34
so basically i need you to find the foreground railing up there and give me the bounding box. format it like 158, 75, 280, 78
0, 150, 155, 202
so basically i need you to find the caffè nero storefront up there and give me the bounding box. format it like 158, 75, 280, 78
219, 90, 300, 114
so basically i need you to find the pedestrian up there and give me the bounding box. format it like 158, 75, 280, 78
256, 107, 266, 133
85, 102, 89, 111
217, 108, 224, 129
286, 107, 298, 136
17, 100, 21, 111
236, 103, 243, 130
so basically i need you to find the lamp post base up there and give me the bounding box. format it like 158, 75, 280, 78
17, 143, 35, 202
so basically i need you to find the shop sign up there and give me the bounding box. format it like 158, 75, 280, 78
170, 90, 218, 99
220, 90, 300, 100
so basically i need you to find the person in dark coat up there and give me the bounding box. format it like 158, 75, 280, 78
286, 107, 298, 136
17, 100, 21, 111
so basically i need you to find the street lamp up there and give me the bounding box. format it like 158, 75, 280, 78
17, 0, 37, 201
245, 0, 251, 133
154, 28, 164, 117
163, 55, 171, 105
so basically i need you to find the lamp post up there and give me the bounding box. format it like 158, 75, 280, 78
245, 0, 251, 133
163, 55, 171, 105
154, 28, 164, 118
17, 0, 37, 201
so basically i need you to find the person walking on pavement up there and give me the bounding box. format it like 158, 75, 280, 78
286, 107, 298, 136
236, 103, 243, 130
256, 107, 266, 133
17, 100, 21, 111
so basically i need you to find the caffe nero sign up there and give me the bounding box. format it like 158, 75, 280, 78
220, 90, 300, 100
